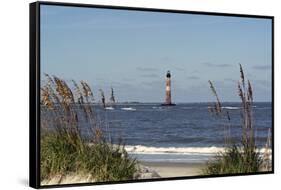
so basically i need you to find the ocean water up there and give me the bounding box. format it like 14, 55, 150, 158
42, 102, 272, 163
95, 102, 272, 163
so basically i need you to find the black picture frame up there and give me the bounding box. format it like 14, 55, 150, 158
30, 1, 274, 188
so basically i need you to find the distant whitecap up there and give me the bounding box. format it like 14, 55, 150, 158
121, 107, 136, 111
105, 106, 114, 110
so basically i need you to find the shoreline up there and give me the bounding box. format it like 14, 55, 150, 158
140, 161, 205, 178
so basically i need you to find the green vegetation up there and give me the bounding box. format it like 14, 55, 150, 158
40, 74, 137, 183
203, 64, 271, 175
41, 132, 136, 182
203, 145, 262, 174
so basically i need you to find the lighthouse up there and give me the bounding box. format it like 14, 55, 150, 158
162, 71, 176, 106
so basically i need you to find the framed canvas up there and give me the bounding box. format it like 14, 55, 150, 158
29, 1, 274, 188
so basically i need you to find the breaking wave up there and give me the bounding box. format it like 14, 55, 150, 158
125, 145, 225, 155
222, 106, 240, 110
124, 145, 271, 155
121, 107, 136, 111
105, 107, 114, 110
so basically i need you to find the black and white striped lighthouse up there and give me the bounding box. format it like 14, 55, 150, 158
162, 71, 176, 106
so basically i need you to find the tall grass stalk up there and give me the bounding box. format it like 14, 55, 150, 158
204, 64, 267, 175
40, 74, 136, 183
263, 128, 272, 171
208, 80, 231, 146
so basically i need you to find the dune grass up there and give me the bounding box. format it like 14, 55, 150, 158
203, 145, 262, 174
203, 64, 271, 175
41, 132, 136, 182
40, 74, 137, 183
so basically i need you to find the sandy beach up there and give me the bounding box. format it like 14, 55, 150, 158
141, 162, 205, 178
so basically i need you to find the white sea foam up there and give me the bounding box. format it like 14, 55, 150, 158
121, 107, 136, 111
125, 145, 271, 155
125, 145, 225, 155
105, 107, 114, 110
222, 106, 240, 110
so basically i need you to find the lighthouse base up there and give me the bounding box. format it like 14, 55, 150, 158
161, 103, 176, 106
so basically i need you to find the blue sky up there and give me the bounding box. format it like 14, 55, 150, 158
40, 5, 272, 103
